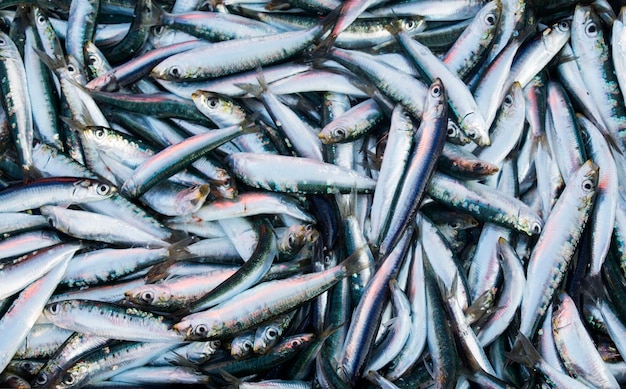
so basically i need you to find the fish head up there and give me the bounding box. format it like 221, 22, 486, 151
125, 285, 168, 307
253, 324, 282, 354
174, 317, 219, 340
231, 334, 255, 359
459, 112, 490, 147
75, 178, 116, 201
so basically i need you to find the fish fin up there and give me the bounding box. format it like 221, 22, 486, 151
143, 0, 164, 28
240, 111, 262, 135
384, 16, 405, 37
21, 164, 43, 184
218, 369, 243, 388
506, 332, 541, 369
464, 287, 497, 325
423, 358, 435, 379
340, 244, 375, 276
144, 236, 200, 283
234, 81, 264, 98
334, 186, 357, 220
32, 46, 66, 75
319, 323, 344, 340
264, 0, 293, 11
311, 5, 343, 55
581, 274, 605, 306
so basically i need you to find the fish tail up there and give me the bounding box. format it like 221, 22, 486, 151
144, 236, 199, 283
506, 333, 541, 369
340, 244, 375, 276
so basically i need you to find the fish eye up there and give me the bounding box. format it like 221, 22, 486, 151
207, 97, 220, 109
35, 373, 48, 385
266, 328, 278, 340
468, 131, 477, 139
62, 372, 76, 385
211, 340, 221, 348
485, 13, 497, 25
0, 38, 5, 45
585, 22, 598, 36
558, 20, 570, 31
94, 128, 105, 138
67, 64, 76, 73
243, 340, 253, 351
88, 55, 99, 65
504, 95, 513, 106
168, 66, 181, 78
403, 20, 416, 30
531, 222, 542, 235
141, 290, 154, 303
290, 339, 302, 347
324, 255, 332, 266
447, 126, 456, 136
194, 324, 208, 336
287, 234, 296, 246
37, 14, 46, 24
48, 303, 60, 314
430, 85, 442, 97
96, 184, 111, 196
154, 26, 165, 35
581, 178, 594, 191
334, 128, 346, 138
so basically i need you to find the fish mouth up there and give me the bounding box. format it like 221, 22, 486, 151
173, 322, 192, 338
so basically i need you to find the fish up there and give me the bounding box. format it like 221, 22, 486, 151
0, 2, 623, 388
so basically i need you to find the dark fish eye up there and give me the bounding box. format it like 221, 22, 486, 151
485, 13, 496, 25
0, 38, 6, 45
208, 97, 219, 108
88, 55, 98, 65
531, 223, 542, 234
287, 234, 296, 246
558, 20, 570, 31
447, 126, 456, 136
335, 128, 346, 138
404, 20, 415, 30
96, 184, 110, 196
266, 328, 278, 339
243, 340, 252, 351
37, 15, 46, 24
581, 178, 594, 191
94, 128, 105, 138
67, 64, 76, 73
62, 373, 75, 385
195, 324, 208, 335
35, 373, 48, 385
154, 26, 164, 35
431, 85, 441, 96
504, 95, 513, 105
468, 131, 477, 139
586, 22, 597, 36
48, 303, 60, 314
141, 291, 154, 302
169, 66, 181, 78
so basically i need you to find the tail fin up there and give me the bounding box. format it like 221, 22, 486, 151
506, 332, 541, 370
145, 236, 199, 283
340, 244, 375, 276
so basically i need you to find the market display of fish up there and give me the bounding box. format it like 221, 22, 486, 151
0, 0, 626, 387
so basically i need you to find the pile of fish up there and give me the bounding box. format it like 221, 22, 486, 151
1, 0, 626, 387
